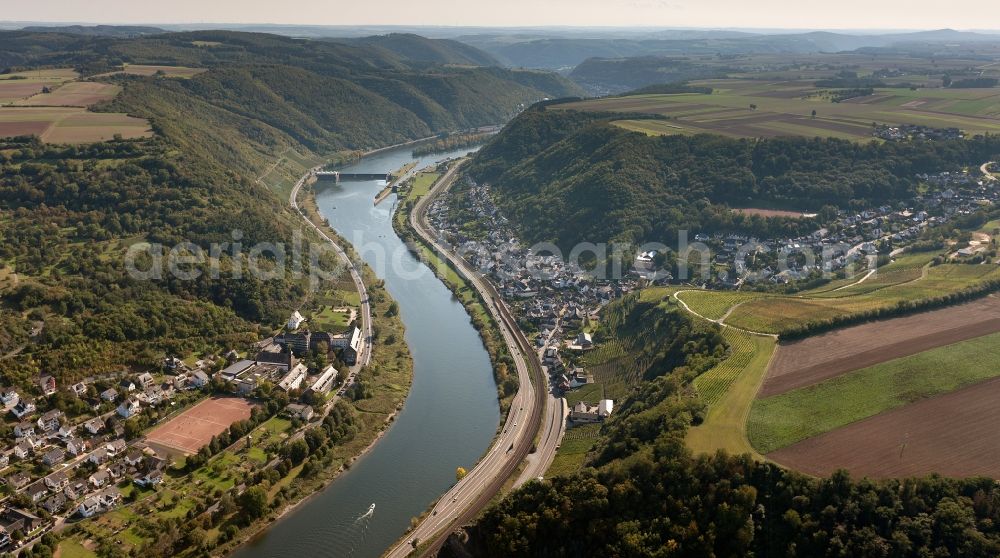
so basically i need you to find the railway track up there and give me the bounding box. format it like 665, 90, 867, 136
383, 161, 546, 558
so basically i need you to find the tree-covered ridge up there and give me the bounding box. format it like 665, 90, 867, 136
468, 107, 1000, 249
0, 31, 583, 391
456, 293, 1000, 557
328, 33, 502, 67
0, 135, 284, 387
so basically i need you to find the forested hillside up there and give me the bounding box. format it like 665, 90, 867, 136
467, 106, 1000, 250
0, 30, 580, 390
329, 33, 500, 66
447, 291, 1000, 557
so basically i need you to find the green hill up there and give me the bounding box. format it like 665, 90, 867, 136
0, 30, 580, 387
467, 106, 1000, 250
331, 33, 500, 66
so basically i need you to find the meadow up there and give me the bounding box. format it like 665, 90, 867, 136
560, 78, 1000, 141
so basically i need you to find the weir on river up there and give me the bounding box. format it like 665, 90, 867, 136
315, 170, 392, 182
233, 144, 494, 558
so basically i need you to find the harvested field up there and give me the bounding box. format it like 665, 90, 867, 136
145, 397, 254, 455
769, 376, 1000, 478
761, 295, 1000, 397
15, 82, 119, 107
0, 106, 153, 143
41, 112, 152, 143
559, 79, 1000, 140
121, 64, 206, 78
0, 82, 47, 104
0, 121, 51, 137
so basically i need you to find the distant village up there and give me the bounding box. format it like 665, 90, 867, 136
0, 309, 361, 552
424, 165, 999, 427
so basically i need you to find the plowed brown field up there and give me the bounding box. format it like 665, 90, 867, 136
760, 295, 1000, 397
769, 376, 1000, 478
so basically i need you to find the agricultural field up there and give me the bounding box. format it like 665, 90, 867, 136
0, 68, 77, 104
13, 81, 120, 107
113, 64, 207, 78
724, 263, 1000, 334
0, 107, 153, 143
748, 331, 1000, 455
768, 376, 1000, 478
546, 423, 601, 477
686, 330, 775, 458
559, 78, 1000, 140
760, 295, 1000, 397
675, 289, 771, 322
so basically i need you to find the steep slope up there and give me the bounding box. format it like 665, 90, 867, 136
467, 106, 1000, 249
0, 31, 579, 388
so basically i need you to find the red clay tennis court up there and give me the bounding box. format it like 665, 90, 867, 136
145, 397, 254, 455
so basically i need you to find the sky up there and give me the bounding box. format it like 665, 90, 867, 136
2, 0, 999, 31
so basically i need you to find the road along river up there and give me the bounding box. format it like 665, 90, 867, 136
232, 145, 499, 558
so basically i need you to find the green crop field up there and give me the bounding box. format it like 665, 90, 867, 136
748, 331, 1000, 454
559, 78, 1000, 141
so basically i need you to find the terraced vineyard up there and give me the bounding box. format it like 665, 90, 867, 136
693, 329, 759, 407
675, 290, 770, 321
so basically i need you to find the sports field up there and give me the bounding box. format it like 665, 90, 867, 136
560, 79, 1000, 140
145, 397, 254, 455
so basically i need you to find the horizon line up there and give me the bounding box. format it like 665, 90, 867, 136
3, 21, 1000, 34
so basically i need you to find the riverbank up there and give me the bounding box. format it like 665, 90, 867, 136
392, 162, 516, 415
230, 143, 498, 558
215, 181, 416, 555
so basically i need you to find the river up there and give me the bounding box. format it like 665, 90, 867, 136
232, 145, 498, 558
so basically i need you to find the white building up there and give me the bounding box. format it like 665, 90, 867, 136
278, 363, 308, 392
287, 310, 306, 331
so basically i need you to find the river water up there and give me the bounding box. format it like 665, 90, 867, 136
232, 145, 497, 558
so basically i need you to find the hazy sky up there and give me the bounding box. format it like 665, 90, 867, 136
3, 0, 999, 30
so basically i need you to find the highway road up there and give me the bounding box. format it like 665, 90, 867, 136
383, 161, 547, 558
514, 325, 567, 488
290, 168, 373, 384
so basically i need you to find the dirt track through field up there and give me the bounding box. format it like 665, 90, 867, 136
760, 295, 1000, 397
769, 376, 1000, 478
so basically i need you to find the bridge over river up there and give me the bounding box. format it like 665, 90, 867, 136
315, 170, 391, 182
